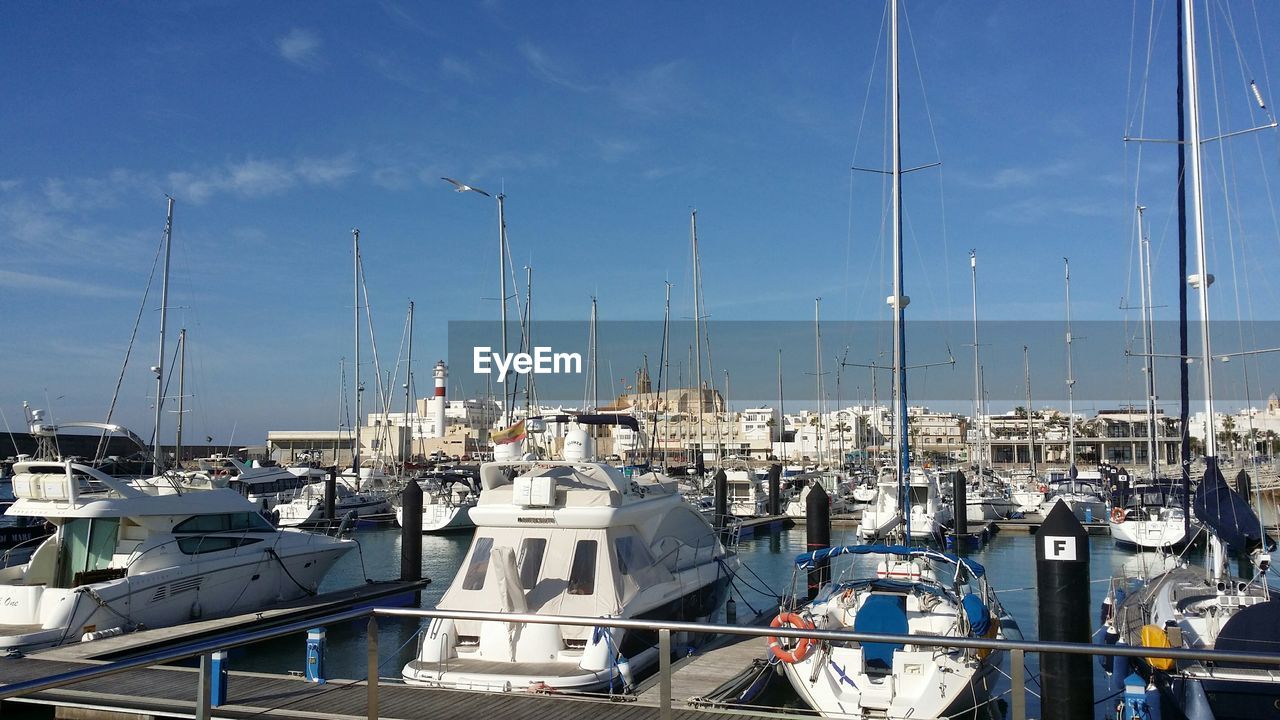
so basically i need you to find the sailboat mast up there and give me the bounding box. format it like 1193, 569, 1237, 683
175, 328, 186, 469
352, 228, 362, 474
1182, 0, 1224, 582
970, 250, 982, 473
404, 300, 415, 469
815, 297, 824, 467
1024, 346, 1035, 474
1183, 0, 1214, 459
497, 193, 510, 422
691, 210, 705, 471
778, 350, 787, 464
1064, 257, 1076, 467
152, 196, 174, 474
1137, 206, 1159, 480
888, 0, 911, 539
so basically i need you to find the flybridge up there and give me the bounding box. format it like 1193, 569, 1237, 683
472, 346, 582, 382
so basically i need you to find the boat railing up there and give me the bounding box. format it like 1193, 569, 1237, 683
6, 604, 1280, 720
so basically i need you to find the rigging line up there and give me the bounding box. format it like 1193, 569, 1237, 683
846, 0, 890, 325
98, 225, 167, 462
901, 1, 952, 328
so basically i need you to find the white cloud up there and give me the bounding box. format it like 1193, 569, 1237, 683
0, 269, 134, 298
519, 42, 591, 92
295, 155, 358, 185
277, 28, 322, 67
440, 56, 477, 83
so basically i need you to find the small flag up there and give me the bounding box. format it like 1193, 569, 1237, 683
492, 420, 527, 445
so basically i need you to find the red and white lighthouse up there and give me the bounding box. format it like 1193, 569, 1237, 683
431, 360, 447, 439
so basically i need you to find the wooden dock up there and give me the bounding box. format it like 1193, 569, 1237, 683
994, 517, 1111, 535
0, 654, 774, 720
634, 633, 771, 709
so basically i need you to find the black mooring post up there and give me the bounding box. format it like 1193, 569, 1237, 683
1237, 469, 1253, 507
1035, 501, 1092, 720
951, 470, 968, 550
324, 470, 337, 522
806, 484, 831, 600
767, 464, 782, 516
713, 468, 728, 528
400, 479, 423, 581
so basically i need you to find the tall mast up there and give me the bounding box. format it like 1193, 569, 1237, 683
691, 210, 705, 472
590, 296, 599, 410
815, 297, 824, 467
404, 300, 415, 469
525, 267, 534, 413
175, 328, 186, 469
1182, 0, 1224, 581
970, 250, 982, 473
497, 193, 510, 422
778, 349, 787, 463
1137, 206, 1159, 480
1064, 257, 1076, 468
1024, 345, 1035, 475
888, 0, 911, 539
352, 228, 362, 474
1176, 0, 1192, 534
152, 196, 174, 474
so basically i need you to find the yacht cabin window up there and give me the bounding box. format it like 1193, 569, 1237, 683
462, 537, 494, 590
567, 539, 597, 595
173, 512, 274, 534
517, 537, 547, 590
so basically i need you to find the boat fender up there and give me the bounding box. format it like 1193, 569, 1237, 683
81, 626, 126, 642
1138, 624, 1174, 671
616, 657, 634, 688
1108, 642, 1129, 693
191, 599, 203, 620
766, 612, 815, 664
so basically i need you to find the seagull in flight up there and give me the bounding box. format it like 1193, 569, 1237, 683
441, 177, 491, 197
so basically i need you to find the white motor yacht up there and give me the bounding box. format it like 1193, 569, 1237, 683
402, 426, 738, 693
0, 459, 354, 651
275, 481, 392, 528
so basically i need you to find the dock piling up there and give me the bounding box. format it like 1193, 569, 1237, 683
767, 464, 781, 516
1035, 501, 1092, 720
401, 480, 423, 581
806, 484, 830, 600
713, 469, 727, 529
325, 469, 336, 521
1237, 469, 1252, 506
951, 470, 967, 551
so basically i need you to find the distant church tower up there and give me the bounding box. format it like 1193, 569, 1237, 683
636, 366, 652, 395
1268, 392, 1279, 413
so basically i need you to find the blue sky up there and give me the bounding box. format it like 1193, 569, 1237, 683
3, 1, 1280, 446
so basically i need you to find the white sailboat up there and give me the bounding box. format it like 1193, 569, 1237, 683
774, 3, 1015, 716
1108, 2, 1280, 715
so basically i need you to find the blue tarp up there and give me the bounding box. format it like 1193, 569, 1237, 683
795, 543, 986, 578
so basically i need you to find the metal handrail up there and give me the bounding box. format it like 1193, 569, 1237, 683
3, 602, 1280, 718
377, 606, 1280, 666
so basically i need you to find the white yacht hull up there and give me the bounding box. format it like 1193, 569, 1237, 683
1110, 518, 1195, 550
395, 501, 476, 533
0, 540, 350, 651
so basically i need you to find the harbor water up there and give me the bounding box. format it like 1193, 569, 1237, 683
227, 522, 1203, 718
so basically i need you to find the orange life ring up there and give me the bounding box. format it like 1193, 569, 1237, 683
767, 612, 816, 663
1111, 506, 1125, 524
1038, 484, 1048, 493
